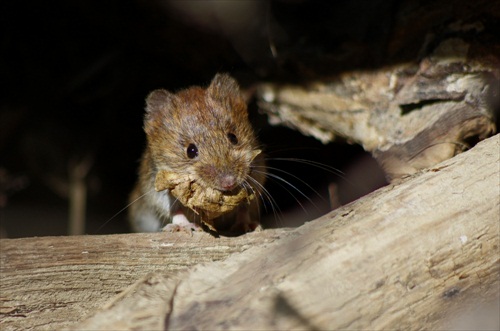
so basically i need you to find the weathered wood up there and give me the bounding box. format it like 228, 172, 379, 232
66, 133, 498, 330
1, 135, 498, 330
257, 2, 499, 181
0, 229, 292, 330
258, 58, 497, 181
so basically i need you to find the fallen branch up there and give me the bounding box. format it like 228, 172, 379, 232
0, 228, 291, 330
257, 34, 499, 181
1, 135, 498, 330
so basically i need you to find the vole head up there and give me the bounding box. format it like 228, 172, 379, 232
144, 73, 262, 192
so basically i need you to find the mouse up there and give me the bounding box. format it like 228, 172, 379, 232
128, 73, 267, 235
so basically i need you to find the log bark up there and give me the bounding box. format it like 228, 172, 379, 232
257, 58, 498, 181
1, 134, 498, 330
256, 1, 500, 181
0, 228, 292, 330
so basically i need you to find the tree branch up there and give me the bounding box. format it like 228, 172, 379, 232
1, 135, 497, 330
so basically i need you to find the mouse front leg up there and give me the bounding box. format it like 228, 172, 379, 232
162, 209, 202, 233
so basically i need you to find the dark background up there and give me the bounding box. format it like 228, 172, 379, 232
4, 0, 459, 238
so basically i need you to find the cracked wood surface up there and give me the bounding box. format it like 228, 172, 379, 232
65, 134, 500, 330
0, 228, 292, 330
257, 57, 498, 181
256, 1, 499, 181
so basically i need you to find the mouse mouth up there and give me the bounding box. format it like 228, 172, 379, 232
219, 174, 238, 192
197, 164, 244, 193
154, 169, 255, 230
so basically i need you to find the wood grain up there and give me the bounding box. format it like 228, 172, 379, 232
69, 134, 499, 330
0, 229, 292, 330
256, 1, 499, 180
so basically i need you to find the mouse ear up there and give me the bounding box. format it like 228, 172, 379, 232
145, 89, 177, 115
207, 73, 242, 101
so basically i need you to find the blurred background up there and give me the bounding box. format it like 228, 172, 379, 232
3, 0, 445, 238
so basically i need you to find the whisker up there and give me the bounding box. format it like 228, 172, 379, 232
249, 182, 273, 226
254, 165, 326, 203
262, 146, 322, 155
241, 179, 264, 221
96, 189, 154, 233
265, 157, 346, 177
256, 169, 317, 206
254, 169, 314, 216
265, 157, 365, 191
159, 193, 182, 229
246, 175, 272, 208
246, 174, 284, 226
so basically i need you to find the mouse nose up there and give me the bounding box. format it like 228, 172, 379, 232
220, 174, 237, 191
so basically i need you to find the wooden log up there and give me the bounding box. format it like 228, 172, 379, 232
256, 3, 500, 181
257, 60, 497, 181
1, 135, 498, 330
1, 133, 489, 330
0, 229, 292, 330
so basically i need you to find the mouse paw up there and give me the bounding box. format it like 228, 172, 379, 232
161, 212, 201, 234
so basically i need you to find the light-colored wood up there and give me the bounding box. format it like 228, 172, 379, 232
257, 37, 499, 181
1, 140, 498, 330
0, 228, 292, 330
1, 135, 498, 330
68, 133, 498, 330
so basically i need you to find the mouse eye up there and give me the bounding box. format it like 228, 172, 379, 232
186, 144, 198, 159
227, 133, 238, 145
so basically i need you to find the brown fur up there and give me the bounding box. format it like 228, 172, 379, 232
129, 74, 266, 234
